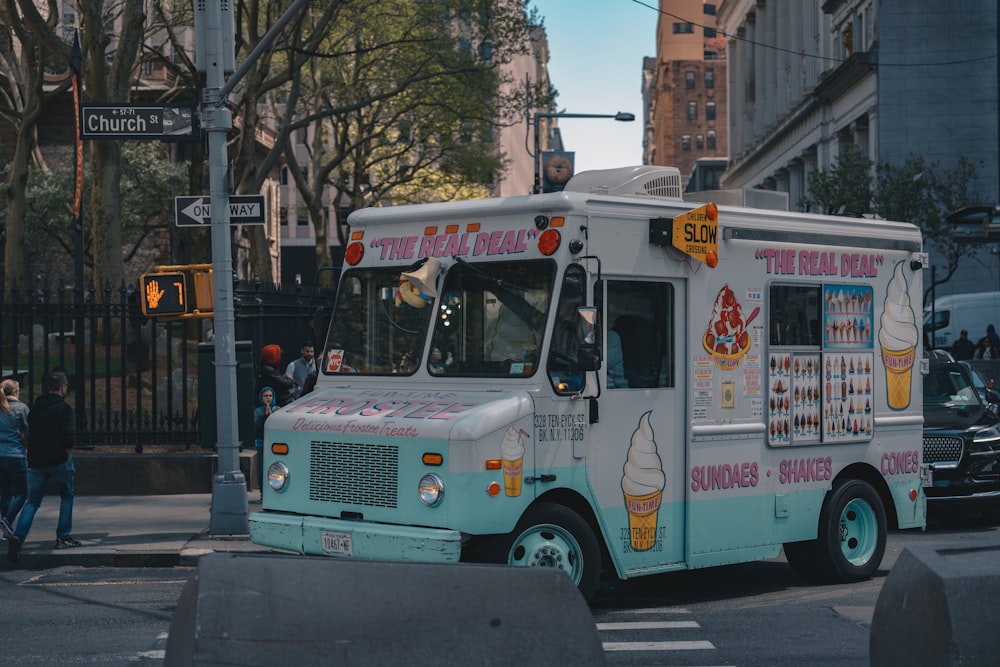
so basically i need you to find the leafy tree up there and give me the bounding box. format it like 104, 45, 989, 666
800, 145, 874, 217
0, 0, 67, 293
802, 146, 987, 303
0, 143, 188, 280
267, 0, 544, 282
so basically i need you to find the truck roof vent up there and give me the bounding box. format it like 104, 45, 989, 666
563, 166, 683, 200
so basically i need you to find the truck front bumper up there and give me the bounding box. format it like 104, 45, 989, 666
249, 511, 464, 563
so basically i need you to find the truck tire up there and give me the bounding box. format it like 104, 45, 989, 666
786, 479, 886, 583
488, 502, 601, 601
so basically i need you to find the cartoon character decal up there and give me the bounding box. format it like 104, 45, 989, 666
395, 257, 441, 308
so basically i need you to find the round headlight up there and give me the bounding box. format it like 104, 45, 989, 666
418, 473, 444, 507
267, 461, 290, 491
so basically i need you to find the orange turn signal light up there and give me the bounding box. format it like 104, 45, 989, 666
909, 488, 918, 501
422, 453, 444, 466
487, 482, 501, 497
271, 443, 289, 455
485, 459, 502, 471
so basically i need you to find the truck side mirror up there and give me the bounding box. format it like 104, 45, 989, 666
576, 307, 600, 372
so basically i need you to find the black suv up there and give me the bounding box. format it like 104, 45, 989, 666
923, 359, 1000, 517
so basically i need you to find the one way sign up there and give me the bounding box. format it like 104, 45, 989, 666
175, 195, 267, 226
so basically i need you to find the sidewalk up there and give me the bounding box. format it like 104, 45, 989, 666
2, 491, 277, 569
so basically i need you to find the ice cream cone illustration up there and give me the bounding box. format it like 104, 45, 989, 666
621, 411, 666, 551
878, 261, 919, 410
500, 426, 525, 497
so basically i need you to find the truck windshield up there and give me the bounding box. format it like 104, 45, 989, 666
322, 266, 435, 375
427, 259, 556, 377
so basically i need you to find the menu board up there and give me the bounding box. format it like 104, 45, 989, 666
823, 351, 874, 442
768, 351, 871, 446
768, 353, 821, 446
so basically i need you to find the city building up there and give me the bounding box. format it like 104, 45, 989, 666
717, 0, 999, 296
646, 0, 729, 189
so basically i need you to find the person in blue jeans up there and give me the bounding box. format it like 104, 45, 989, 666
7, 371, 80, 564
0, 378, 30, 538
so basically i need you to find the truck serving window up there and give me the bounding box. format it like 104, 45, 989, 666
427, 259, 555, 377
322, 268, 435, 375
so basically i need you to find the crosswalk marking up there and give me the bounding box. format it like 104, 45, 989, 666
597, 620, 701, 630
603, 640, 716, 651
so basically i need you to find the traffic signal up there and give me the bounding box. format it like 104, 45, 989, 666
140, 272, 187, 317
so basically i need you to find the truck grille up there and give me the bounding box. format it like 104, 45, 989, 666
308, 440, 399, 508
923, 435, 963, 465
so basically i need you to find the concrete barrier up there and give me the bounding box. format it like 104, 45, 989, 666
870, 543, 1000, 666
166, 553, 605, 666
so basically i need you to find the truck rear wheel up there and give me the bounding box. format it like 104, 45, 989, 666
488, 502, 601, 601
785, 479, 886, 583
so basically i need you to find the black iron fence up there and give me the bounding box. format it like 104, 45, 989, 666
0, 277, 336, 450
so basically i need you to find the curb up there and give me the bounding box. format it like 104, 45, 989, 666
2, 534, 279, 570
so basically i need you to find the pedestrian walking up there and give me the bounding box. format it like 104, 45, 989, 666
284, 340, 316, 395
0, 378, 30, 538
989, 324, 1000, 352
974, 336, 999, 360
7, 371, 80, 564
950, 330, 976, 361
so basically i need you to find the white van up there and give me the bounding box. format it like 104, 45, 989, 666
924, 291, 1000, 348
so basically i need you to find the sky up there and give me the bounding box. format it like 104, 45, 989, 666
529, 0, 658, 174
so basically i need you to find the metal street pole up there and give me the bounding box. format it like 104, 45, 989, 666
199, 0, 246, 535
197, 0, 309, 534
532, 111, 636, 194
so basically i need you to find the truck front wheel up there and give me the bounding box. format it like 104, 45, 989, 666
486, 502, 601, 601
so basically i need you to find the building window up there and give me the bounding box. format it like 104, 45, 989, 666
280, 167, 289, 186
685, 71, 696, 89
703, 3, 716, 15
707, 130, 717, 150
681, 135, 692, 151
478, 40, 493, 62
704, 27, 716, 39
706, 101, 716, 121
280, 206, 288, 226
696, 135, 704, 150
687, 101, 698, 121
705, 69, 715, 89
673, 22, 694, 34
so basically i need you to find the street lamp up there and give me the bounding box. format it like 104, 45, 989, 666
532, 111, 635, 194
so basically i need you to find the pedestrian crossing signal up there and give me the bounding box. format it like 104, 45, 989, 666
140, 272, 187, 317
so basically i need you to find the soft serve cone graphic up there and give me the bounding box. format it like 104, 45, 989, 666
621, 411, 665, 551
878, 261, 919, 410
501, 426, 525, 497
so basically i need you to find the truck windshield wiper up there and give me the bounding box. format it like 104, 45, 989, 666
451, 256, 547, 330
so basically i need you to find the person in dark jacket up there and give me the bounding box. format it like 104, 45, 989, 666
7, 371, 80, 564
257, 344, 297, 407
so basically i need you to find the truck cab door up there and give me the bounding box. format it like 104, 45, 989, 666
589, 278, 686, 573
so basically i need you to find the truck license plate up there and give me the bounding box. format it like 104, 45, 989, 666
321, 531, 354, 557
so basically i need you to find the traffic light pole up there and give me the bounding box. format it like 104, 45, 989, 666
199, 1, 246, 534
196, 0, 309, 534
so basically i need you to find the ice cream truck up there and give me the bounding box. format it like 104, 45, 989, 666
249, 165, 927, 600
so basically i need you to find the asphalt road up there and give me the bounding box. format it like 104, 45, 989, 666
0, 512, 997, 666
